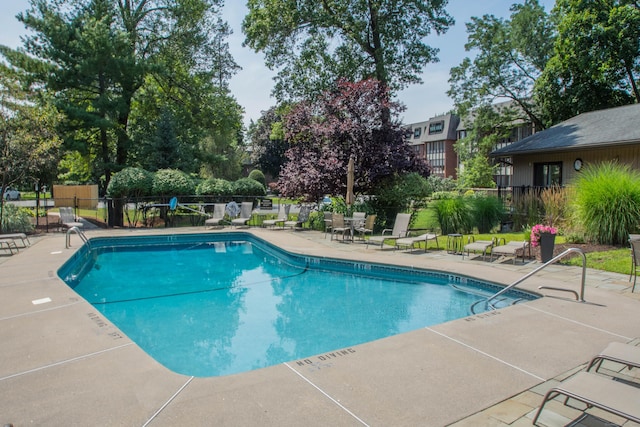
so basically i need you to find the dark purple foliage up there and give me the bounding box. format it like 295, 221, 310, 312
278, 79, 429, 201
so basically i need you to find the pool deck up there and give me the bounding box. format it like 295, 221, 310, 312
1, 226, 639, 426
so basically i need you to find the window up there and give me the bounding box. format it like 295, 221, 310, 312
428, 121, 444, 134
426, 140, 445, 176
533, 162, 562, 187
413, 127, 421, 138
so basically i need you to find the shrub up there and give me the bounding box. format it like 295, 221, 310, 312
152, 169, 195, 196
106, 167, 153, 198
512, 191, 543, 231
1, 204, 33, 233
467, 193, 505, 233
196, 178, 234, 196
372, 172, 429, 228
572, 161, 640, 245
540, 186, 569, 228
233, 177, 267, 196
248, 169, 266, 188
433, 196, 472, 235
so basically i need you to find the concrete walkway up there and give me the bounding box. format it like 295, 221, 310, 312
0, 227, 638, 426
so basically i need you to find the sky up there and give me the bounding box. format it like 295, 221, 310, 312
0, 0, 556, 128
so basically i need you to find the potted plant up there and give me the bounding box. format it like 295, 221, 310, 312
531, 224, 558, 263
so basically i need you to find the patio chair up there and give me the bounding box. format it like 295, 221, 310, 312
262, 204, 290, 229
204, 203, 227, 228
629, 235, 640, 292
395, 233, 439, 252
355, 214, 376, 241
0, 233, 30, 248
462, 237, 494, 261
586, 341, 640, 375
231, 201, 254, 227
284, 205, 312, 230
323, 211, 333, 238
59, 207, 84, 229
366, 213, 411, 249
330, 213, 350, 241
490, 240, 530, 264
532, 371, 640, 426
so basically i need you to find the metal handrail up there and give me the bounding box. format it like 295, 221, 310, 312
485, 248, 587, 308
66, 226, 88, 249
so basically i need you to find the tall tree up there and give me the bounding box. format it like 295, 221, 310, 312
242, 0, 454, 103
448, 0, 554, 129
535, 0, 640, 124
278, 79, 429, 202
248, 106, 290, 180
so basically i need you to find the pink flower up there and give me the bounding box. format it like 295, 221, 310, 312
530, 224, 557, 247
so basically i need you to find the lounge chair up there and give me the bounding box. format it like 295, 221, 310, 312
262, 204, 290, 229
231, 202, 254, 227
532, 371, 640, 426
59, 207, 83, 229
586, 341, 640, 375
462, 238, 494, 261
629, 236, 640, 292
395, 233, 439, 252
284, 205, 312, 230
330, 213, 349, 241
355, 214, 376, 241
366, 213, 411, 249
0, 233, 30, 248
0, 239, 18, 255
204, 203, 227, 228
490, 240, 530, 264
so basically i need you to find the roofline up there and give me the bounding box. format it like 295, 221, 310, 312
490, 138, 640, 157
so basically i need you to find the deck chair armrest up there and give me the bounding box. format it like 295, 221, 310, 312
381, 228, 393, 235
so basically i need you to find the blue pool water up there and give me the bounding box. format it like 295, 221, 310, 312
59, 233, 537, 377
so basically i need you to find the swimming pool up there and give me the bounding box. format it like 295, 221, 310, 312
58, 232, 537, 377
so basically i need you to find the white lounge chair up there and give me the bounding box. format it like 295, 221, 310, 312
366, 213, 411, 248
204, 203, 227, 228
490, 240, 529, 264
231, 202, 254, 227
0, 233, 30, 248
586, 341, 640, 375
532, 371, 640, 426
262, 204, 290, 229
462, 238, 494, 260
59, 207, 83, 229
395, 233, 439, 252
284, 205, 312, 230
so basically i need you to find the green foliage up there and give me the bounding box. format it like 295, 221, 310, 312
433, 196, 473, 235
248, 169, 266, 188
196, 178, 234, 196
106, 167, 154, 198
152, 169, 195, 196
57, 151, 93, 185
572, 162, 640, 245
370, 173, 430, 228
467, 194, 505, 233
233, 178, 267, 196
0, 205, 34, 233
425, 176, 457, 195
512, 191, 543, 231
243, 0, 454, 101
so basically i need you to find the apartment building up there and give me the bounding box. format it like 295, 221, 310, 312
405, 113, 460, 178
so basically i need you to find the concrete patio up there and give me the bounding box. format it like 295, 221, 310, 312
0, 226, 638, 426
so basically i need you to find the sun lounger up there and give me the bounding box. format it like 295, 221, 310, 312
231, 202, 254, 228
532, 371, 640, 426
462, 239, 494, 260
490, 240, 529, 264
0, 233, 30, 247
262, 204, 290, 229
366, 213, 411, 249
395, 233, 439, 252
59, 207, 83, 229
204, 203, 227, 228
0, 239, 18, 255
586, 341, 640, 375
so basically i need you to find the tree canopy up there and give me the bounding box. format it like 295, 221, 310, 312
278, 79, 429, 202
242, 0, 454, 102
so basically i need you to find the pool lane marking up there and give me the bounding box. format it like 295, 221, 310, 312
425, 328, 546, 381
284, 362, 370, 426
142, 376, 194, 427
0, 343, 133, 382
521, 304, 633, 340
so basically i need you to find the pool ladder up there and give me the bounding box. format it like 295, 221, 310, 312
471, 248, 587, 313
66, 226, 89, 249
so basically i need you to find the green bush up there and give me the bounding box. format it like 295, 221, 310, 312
371, 172, 429, 228
433, 196, 472, 235
573, 161, 640, 245
248, 169, 266, 188
1, 204, 34, 233
468, 193, 505, 233
233, 177, 267, 196
152, 169, 195, 196
196, 178, 234, 196
106, 167, 154, 198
